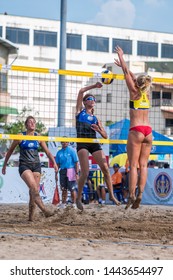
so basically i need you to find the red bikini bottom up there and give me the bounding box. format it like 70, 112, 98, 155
129, 126, 152, 137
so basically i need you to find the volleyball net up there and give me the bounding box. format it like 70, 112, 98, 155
1, 64, 173, 150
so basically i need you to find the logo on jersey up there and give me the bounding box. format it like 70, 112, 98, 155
28, 143, 34, 148
88, 116, 94, 121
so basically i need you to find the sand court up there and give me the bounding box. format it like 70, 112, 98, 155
0, 203, 173, 260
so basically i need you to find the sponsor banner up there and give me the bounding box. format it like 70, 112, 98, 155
0, 167, 56, 203
142, 168, 173, 205
1, 167, 173, 205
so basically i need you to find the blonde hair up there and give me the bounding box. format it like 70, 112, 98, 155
136, 74, 152, 91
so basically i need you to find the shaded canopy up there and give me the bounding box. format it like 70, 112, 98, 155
109, 119, 173, 156
110, 153, 158, 167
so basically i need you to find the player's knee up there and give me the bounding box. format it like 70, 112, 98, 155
30, 188, 39, 198
102, 166, 109, 177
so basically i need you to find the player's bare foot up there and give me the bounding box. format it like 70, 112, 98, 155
125, 196, 136, 210
76, 199, 83, 211
131, 193, 143, 209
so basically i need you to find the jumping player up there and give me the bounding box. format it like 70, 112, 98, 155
114, 46, 152, 209
75, 82, 120, 210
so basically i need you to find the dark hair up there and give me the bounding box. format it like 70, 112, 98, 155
113, 163, 120, 168
61, 136, 69, 144
163, 163, 169, 168
24, 116, 36, 127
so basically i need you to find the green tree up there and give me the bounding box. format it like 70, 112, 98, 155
1, 107, 48, 152
3, 106, 47, 134
105, 120, 114, 126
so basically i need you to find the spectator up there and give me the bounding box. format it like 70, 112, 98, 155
111, 163, 124, 203
148, 160, 156, 168
92, 170, 105, 203
163, 162, 170, 168
121, 158, 130, 203
96, 180, 107, 205
55, 140, 79, 209
86, 177, 95, 202
82, 177, 94, 204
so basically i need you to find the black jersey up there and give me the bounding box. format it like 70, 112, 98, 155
19, 132, 40, 164
76, 109, 98, 138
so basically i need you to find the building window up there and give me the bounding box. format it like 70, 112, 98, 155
95, 94, 102, 103
137, 41, 158, 57
112, 38, 132, 54
87, 36, 109, 52
162, 92, 172, 106
107, 93, 112, 103
67, 33, 81, 50
0, 26, 2, 37
161, 44, 173, 58
6, 27, 29, 44
152, 91, 160, 107
166, 119, 173, 127
34, 30, 57, 47
0, 73, 7, 92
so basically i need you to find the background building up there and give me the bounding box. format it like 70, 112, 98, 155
0, 14, 173, 134
0, 37, 18, 129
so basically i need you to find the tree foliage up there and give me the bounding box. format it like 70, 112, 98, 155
105, 120, 114, 126
3, 107, 47, 134
1, 107, 48, 152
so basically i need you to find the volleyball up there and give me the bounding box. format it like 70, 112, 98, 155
101, 69, 114, 85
